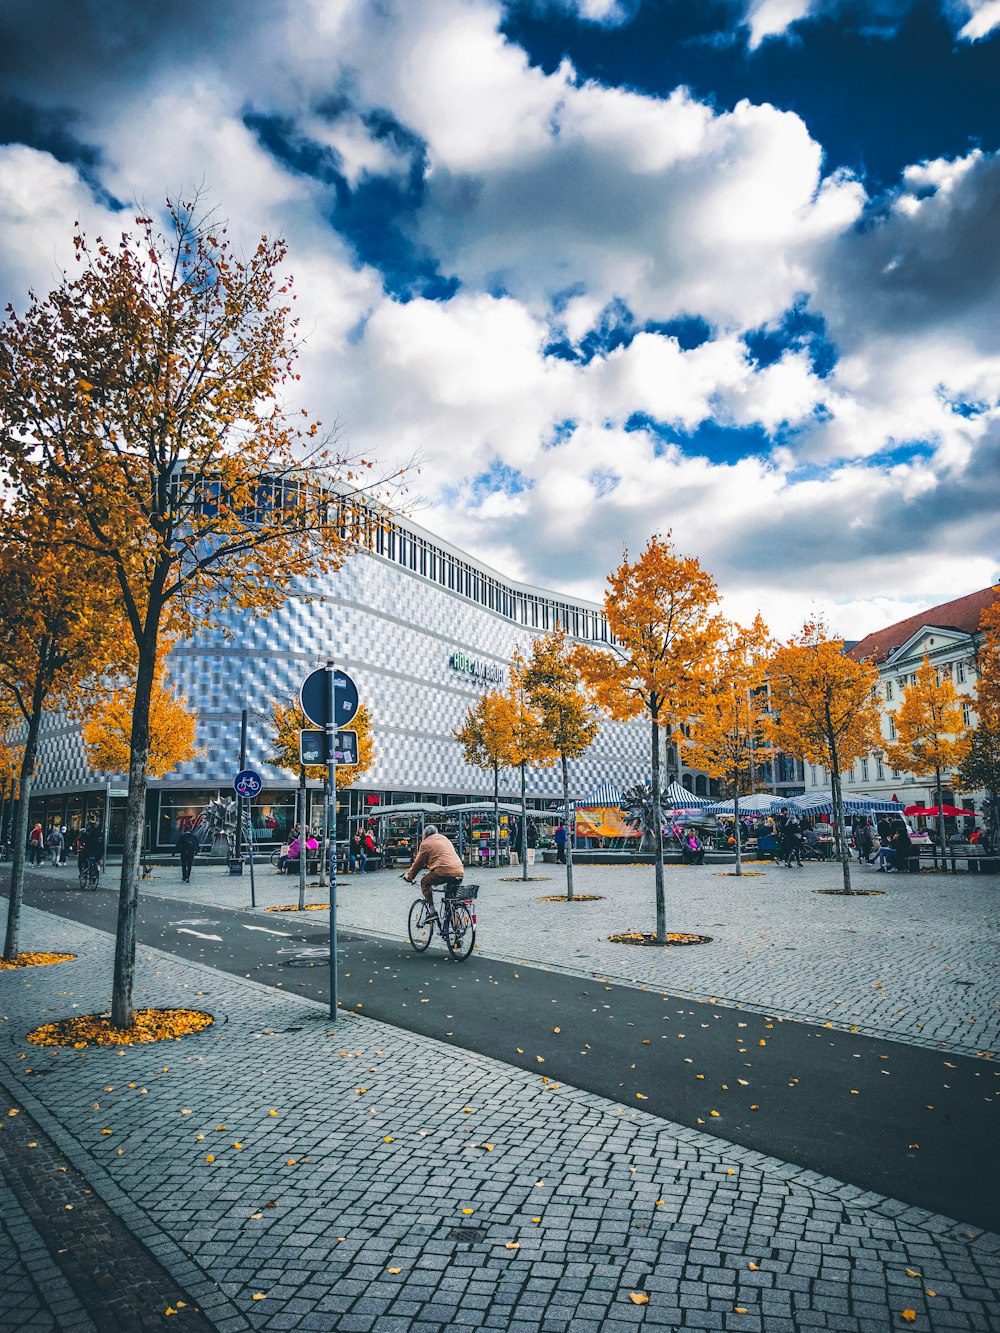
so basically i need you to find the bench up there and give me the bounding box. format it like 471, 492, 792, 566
913, 846, 998, 873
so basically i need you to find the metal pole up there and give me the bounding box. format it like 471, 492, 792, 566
326, 661, 339, 1021
236, 709, 247, 863
248, 797, 257, 908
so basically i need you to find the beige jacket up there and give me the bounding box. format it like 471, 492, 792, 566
408, 832, 463, 880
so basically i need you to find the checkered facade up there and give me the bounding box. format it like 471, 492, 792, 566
28, 544, 649, 805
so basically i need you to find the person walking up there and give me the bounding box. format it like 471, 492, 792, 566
28, 823, 44, 866
554, 822, 567, 864
173, 825, 200, 883
46, 823, 64, 866
781, 814, 803, 867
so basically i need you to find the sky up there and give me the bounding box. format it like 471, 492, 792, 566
1, 0, 998, 640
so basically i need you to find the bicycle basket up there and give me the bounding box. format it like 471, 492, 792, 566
443, 883, 478, 901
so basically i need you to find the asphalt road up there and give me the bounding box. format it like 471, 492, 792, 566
5, 871, 999, 1232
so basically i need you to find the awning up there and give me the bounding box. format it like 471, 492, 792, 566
365, 802, 445, 817
787, 791, 905, 817
705, 794, 785, 816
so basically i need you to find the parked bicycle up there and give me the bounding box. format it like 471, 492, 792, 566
406, 876, 478, 961
78, 857, 101, 891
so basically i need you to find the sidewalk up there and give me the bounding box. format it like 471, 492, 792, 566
2, 884, 999, 1331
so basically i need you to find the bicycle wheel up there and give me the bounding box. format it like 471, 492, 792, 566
444, 901, 475, 961
78, 865, 89, 891
86, 863, 100, 890
407, 899, 433, 951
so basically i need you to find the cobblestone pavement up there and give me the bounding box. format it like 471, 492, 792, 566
1, 902, 998, 1332
116, 857, 1000, 1057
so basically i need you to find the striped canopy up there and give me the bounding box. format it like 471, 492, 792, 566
662, 782, 711, 807
573, 780, 711, 809
704, 793, 785, 816
787, 791, 905, 817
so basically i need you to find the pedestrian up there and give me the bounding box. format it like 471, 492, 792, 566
173, 825, 200, 883
349, 829, 367, 875
554, 822, 567, 864
682, 828, 704, 865
28, 822, 44, 866
781, 814, 803, 867
46, 822, 64, 866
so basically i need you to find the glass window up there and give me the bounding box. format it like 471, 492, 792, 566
876, 756, 884, 779
957, 660, 966, 683
885, 680, 893, 700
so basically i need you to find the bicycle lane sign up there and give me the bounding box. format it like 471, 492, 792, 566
233, 769, 263, 799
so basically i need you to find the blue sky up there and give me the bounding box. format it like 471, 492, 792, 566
1, 0, 998, 637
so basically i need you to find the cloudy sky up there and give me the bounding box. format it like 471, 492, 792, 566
2, 0, 998, 638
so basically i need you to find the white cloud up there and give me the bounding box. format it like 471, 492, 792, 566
955, 0, 1000, 40
745, 0, 814, 48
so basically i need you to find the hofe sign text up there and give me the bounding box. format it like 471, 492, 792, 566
449, 651, 505, 685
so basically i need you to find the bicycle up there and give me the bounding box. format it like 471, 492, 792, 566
406, 876, 478, 961
78, 857, 101, 891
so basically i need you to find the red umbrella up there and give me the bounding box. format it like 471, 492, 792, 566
903, 804, 931, 816
923, 804, 975, 818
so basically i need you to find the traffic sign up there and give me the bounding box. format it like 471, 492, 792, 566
299, 729, 360, 766
233, 769, 262, 798
300, 667, 360, 729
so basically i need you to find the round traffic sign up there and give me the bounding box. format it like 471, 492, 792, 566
300, 667, 360, 729
234, 769, 263, 798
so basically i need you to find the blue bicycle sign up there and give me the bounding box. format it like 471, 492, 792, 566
233, 769, 263, 798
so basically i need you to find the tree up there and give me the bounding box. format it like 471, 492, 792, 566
0, 201, 397, 1025
507, 652, 557, 881
82, 641, 201, 780
0, 527, 126, 961
269, 696, 375, 907
885, 655, 968, 854
954, 721, 1000, 848
767, 621, 882, 892
681, 615, 773, 876
574, 534, 723, 937
455, 688, 517, 867
522, 627, 599, 901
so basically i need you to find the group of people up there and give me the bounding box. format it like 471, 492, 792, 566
27, 820, 105, 870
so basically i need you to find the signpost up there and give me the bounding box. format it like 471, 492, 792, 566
299, 729, 359, 767
233, 768, 262, 907
299, 662, 359, 1022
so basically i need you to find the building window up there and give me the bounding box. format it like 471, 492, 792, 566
889, 716, 896, 739
861, 759, 869, 781
876, 755, 884, 780
963, 703, 972, 726
885, 680, 893, 700
956, 660, 966, 683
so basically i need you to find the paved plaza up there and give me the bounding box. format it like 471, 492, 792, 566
1, 858, 998, 1331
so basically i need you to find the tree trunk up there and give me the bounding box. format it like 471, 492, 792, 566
561, 752, 574, 902
520, 762, 528, 882
3, 673, 47, 961
651, 707, 665, 940
733, 783, 742, 877
829, 740, 852, 893
111, 630, 157, 1028
934, 764, 947, 870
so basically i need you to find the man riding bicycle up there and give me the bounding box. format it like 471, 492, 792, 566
403, 825, 463, 918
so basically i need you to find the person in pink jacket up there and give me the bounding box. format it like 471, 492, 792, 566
403, 825, 464, 914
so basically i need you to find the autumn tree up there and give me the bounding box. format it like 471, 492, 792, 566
681, 615, 773, 876
885, 655, 968, 854
507, 651, 557, 881
962, 588, 1000, 847
574, 535, 723, 937
522, 626, 599, 901
455, 688, 517, 866
83, 641, 201, 780
767, 621, 882, 892
0, 525, 126, 961
269, 696, 375, 906
0, 200, 399, 1025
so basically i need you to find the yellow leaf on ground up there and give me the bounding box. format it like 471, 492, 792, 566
901, 1311, 916, 1324
387, 1267, 402, 1274
905, 1270, 922, 1278
383, 1136, 394, 1143
748, 1262, 760, 1271
629, 1292, 649, 1305
204, 1155, 215, 1163
735, 1307, 748, 1315
636, 1093, 647, 1100
252, 1293, 267, 1301
532, 1217, 541, 1223
505, 1242, 520, 1250
165, 1307, 177, 1316
462, 1208, 474, 1215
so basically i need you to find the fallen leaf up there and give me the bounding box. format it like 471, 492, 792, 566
383, 1136, 394, 1143
636, 1093, 647, 1100
505, 1242, 520, 1250
735, 1307, 748, 1315
629, 1292, 649, 1305
900, 1312, 916, 1324
926, 1289, 936, 1297
252, 1293, 267, 1301
387, 1267, 402, 1274
905, 1270, 922, 1278
532, 1217, 541, 1223
462, 1208, 474, 1215
204, 1155, 215, 1163
748, 1262, 759, 1271
165, 1307, 177, 1317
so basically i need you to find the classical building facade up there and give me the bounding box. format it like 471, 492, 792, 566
826, 588, 996, 818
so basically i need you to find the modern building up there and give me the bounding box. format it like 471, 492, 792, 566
21, 504, 713, 855
830, 588, 996, 818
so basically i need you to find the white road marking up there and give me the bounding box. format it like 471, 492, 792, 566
241, 925, 291, 937
176, 928, 223, 941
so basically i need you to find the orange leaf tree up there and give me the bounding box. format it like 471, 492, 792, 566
455, 688, 519, 867
681, 615, 773, 876
269, 695, 375, 905
0, 199, 399, 1025
522, 626, 600, 901
767, 621, 882, 892
958, 588, 1000, 846
83, 640, 203, 780
0, 520, 128, 960
574, 535, 723, 937
885, 654, 968, 853
508, 651, 557, 880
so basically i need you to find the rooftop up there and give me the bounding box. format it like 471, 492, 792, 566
847, 586, 997, 665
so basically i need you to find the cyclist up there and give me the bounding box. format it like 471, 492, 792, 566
403, 825, 463, 918
79, 820, 105, 879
